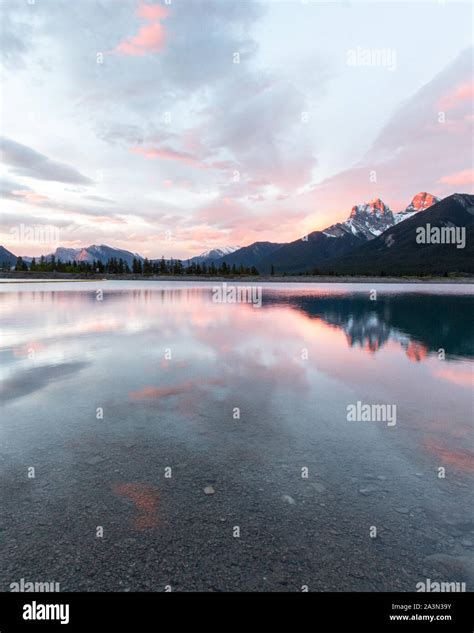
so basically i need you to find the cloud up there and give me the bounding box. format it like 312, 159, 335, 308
438, 169, 474, 187
131, 145, 201, 166
0, 176, 30, 197
202, 73, 319, 194
0, 12, 32, 68
83, 194, 115, 204
439, 80, 474, 111
304, 48, 474, 224
11, 189, 49, 203
0, 137, 93, 185
0, 177, 49, 204
2, 1, 471, 256
137, 2, 169, 22
116, 22, 167, 56
115, 2, 169, 56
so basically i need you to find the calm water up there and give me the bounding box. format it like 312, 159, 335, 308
0, 281, 473, 591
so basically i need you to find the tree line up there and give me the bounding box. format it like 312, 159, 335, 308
8, 255, 259, 276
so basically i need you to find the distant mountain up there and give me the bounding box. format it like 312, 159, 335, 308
241, 193, 446, 274
256, 229, 361, 274
46, 244, 143, 267
0, 245, 17, 267
215, 241, 285, 268
319, 194, 474, 275
186, 245, 241, 265
2, 192, 468, 277
255, 197, 400, 274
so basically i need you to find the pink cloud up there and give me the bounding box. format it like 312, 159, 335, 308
439, 81, 474, 111
131, 145, 200, 166
137, 2, 169, 21
12, 189, 49, 203
438, 168, 474, 186
116, 22, 166, 56
115, 3, 169, 56
162, 179, 194, 190
299, 50, 474, 226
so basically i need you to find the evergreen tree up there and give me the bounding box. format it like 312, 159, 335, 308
159, 256, 168, 275
15, 256, 28, 272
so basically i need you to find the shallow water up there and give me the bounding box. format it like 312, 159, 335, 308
0, 281, 473, 591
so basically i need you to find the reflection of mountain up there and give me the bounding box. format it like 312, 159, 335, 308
264, 292, 474, 360
324, 309, 393, 352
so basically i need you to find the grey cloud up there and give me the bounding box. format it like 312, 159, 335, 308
367, 47, 473, 161
0, 176, 30, 197
203, 74, 319, 192
0, 12, 32, 68
0, 136, 93, 184
309, 48, 474, 213
5, 1, 318, 195
84, 195, 116, 204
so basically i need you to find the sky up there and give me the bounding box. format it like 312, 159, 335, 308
0, 0, 473, 258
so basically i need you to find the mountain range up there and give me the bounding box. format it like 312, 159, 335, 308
317, 193, 473, 276
185, 246, 241, 265
1, 192, 472, 275
215, 192, 472, 275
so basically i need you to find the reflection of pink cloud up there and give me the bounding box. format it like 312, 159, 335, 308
129, 381, 195, 399
423, 439, 474, 474
129, 377, 223, 400
113, 482, 160, 530
13, 341, 46, 357
433, 367, 473, 388
438, 168, 474, 186
160, 359, 188, 369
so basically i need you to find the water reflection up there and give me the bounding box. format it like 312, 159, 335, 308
262, 290, 474, 360
1, 283, 472, 465
0, 282, 472, 591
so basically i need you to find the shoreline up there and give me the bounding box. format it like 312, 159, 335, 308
0, 272, 473, 284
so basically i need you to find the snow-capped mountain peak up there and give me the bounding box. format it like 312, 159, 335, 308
350, 197, 393, 220
323, 193, 444, 239
187, 245, 241, 264
404, 192, 440, 213
324, 198, 394, 239
393, 192, 441, 224
199, 245, 240, 259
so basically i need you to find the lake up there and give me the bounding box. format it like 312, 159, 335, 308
0, 281, 473, 591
